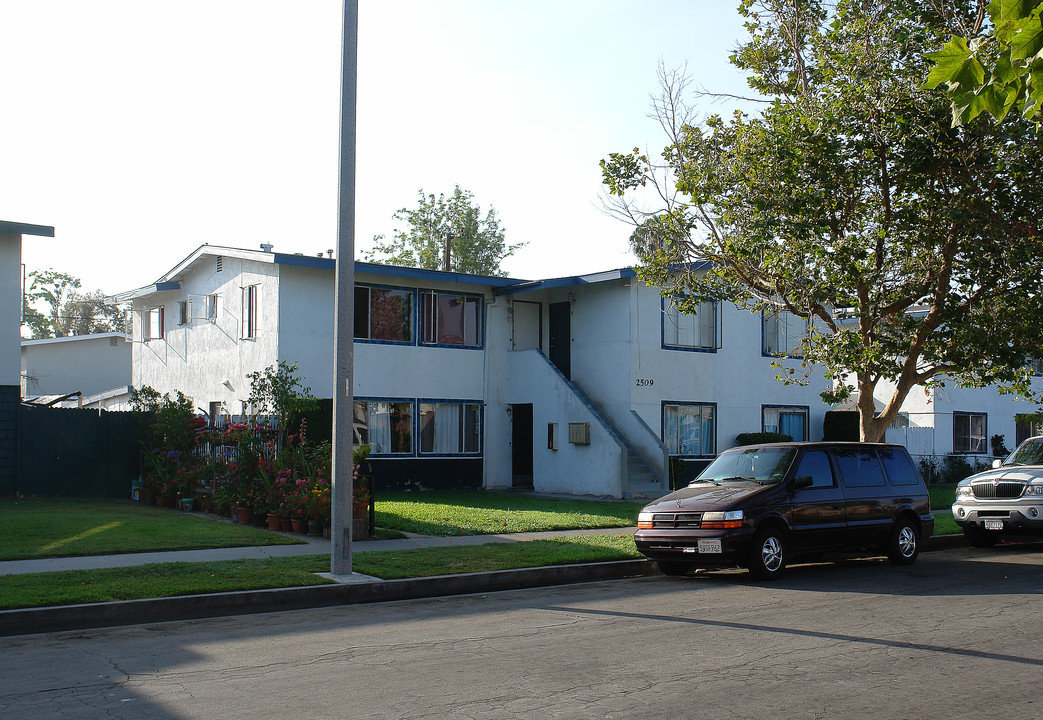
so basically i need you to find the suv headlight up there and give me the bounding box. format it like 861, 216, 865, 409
1024, 484, 1043, 496
955, 485, 972, 497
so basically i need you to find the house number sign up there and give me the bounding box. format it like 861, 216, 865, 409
635, 378, 654, 387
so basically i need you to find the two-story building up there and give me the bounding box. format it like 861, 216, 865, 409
112, 244, 833, 497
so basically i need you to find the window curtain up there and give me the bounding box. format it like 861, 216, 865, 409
365, 402, 392, 454
779, 411, 805, 441
666, 405, 713, 455
432, 403, 462, 453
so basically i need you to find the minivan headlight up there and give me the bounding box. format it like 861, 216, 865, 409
702, 510, 744, 529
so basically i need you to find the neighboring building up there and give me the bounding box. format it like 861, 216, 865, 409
21, 333, 131, 406
113, 244, 831, 498
0, 220, 55, 494
870, 377, 1043, 462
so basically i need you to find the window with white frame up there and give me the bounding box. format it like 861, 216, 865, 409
953, 411, 987, 454
420, 291, 481, 346
353, 400, 413, 454
354, 285, 413, 342
663, 402, 716, 456
762, 309, 807, 356
178, 301, 189, 326
145, 306, 164, 341
418, 401, 481, 454
663, 298, 720, 350
241, 285, 260, 339
762, 405, 809, 441
205, 294, 218, 322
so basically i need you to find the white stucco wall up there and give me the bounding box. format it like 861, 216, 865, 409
0, 233, 21, 386
21, 333, 131, 398
506, 349, 625, 497
132, 253, 280, 415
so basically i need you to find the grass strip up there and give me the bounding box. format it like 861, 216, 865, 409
0, 534, 641, 610
0, 498, 304, 561
927, 483, 957, 511
374, 491, 643, 536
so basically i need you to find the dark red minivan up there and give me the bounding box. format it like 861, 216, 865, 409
634, 442, 934, 579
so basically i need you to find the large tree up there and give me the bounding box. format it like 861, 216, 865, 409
602, 0, 1043, 442
364, 185, 524, 277
23, 269, 126, 339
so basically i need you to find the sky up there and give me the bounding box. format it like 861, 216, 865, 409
1, 1, 754, 298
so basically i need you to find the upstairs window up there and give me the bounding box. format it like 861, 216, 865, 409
178, 301, 189, 326
205, 294, 218, 322
954, 411, 987, 454
242, 285, 260, 339
762, 309, 807, 357
354, 285, 413, 343
420, 291, 481, 347
145, 306, 165, 341
663, 299, 720, 351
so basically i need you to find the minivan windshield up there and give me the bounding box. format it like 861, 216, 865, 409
691, 447, 796, 485
1004, 437, 1043, 466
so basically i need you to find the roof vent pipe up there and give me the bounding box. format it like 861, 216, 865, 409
260, 243, 274, 253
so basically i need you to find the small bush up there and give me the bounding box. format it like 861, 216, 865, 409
734, 432, 792, 446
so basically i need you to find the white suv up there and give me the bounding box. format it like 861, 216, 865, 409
952, 436, 1043, 547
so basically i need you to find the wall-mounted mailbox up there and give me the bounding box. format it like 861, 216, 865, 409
568, 422, 590, 445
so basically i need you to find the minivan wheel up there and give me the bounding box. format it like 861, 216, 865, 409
963, 525, 999, 548
656, 560, 692, 576
747, 527, 786, 580
887, 518, 919, 565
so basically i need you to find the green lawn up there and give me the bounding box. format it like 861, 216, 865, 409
0, 498, 304, 561
0, 534, 643, 610
374, 491, 643, 536
928, 483, 957, 511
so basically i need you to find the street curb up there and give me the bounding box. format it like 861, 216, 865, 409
0, 559, 660, 638
0, 535, 967, 638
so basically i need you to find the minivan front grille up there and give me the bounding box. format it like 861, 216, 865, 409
651, 513, 702, 529
971, 481, 1025, 499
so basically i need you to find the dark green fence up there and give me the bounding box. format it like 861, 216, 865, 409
17, 405, 145, 498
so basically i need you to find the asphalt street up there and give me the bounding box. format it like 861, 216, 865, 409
2, 544, 1041, 719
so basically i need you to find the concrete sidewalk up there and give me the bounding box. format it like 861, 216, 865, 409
0, 526, 639, 576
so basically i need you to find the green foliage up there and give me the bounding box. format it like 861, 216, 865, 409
823, 411, 860, 442
364, 185, 525, 276
246, 360, 318, 438
603, 0, 1043, 442
991, 433, 1011, 457
130, 386, 198, 453
734, 432, 793, 446
924, 0, 1043, 125
22, 268, 126, 339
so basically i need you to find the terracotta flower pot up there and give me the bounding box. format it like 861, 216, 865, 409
267, 513, 281, 531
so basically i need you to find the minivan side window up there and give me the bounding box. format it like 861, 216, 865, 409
833, 448, 886, 487
792, 450, 835, 488
878, 447, 920, 486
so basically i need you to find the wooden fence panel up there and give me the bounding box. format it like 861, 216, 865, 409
17, 406, 145, 498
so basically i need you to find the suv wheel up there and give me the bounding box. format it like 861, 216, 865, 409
887, 517, 920, 565
747, 527, 786, 580
964, 525, 999, 548
656, 561, 692, 576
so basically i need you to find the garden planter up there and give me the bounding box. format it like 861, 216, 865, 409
155, 497, 168, 508
308, 520, 323, 536
139, 489, 154, 505
235, 507, 250, 525
352, 517, 370, 540
267, 513, 281, 531
291, 518, 302, 533
180, 498, 194, 512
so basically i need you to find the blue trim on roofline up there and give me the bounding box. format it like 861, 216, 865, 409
493, 268, 638, 296
273, 253, 523, 288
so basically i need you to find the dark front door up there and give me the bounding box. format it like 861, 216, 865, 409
549, 301, 571, 379
511, 404, 533, 488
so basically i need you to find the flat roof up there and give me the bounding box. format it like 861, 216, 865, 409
0, 221, 54, 237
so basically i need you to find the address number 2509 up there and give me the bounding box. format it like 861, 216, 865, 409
635, 379, 654, 387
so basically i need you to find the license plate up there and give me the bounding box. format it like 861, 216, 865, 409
698, 538, 722, 554
984, 519, 1004, 531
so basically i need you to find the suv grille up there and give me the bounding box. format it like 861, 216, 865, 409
651, 513, 703, 529
971, 481, 1025, 499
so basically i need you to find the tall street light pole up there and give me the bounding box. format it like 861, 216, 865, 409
331, 0, 357, 576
